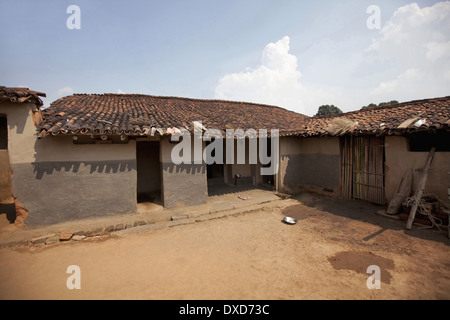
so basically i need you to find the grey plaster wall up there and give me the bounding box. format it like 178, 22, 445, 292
161, 163, 207, 208
0, 150, 12, 201
297, 154, 339, 190
12, 160, 137, 225
160, 136, 207, 208
0, 99, 140, 225
280, 154, 339, 190
278, 136, 341, 193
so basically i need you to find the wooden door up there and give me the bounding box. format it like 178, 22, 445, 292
341, 136, 386, 205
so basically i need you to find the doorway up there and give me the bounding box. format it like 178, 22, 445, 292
136, 141, 161, 204
0, 115, 15, 225
341, 136, 386, 205
0, 116, 6, 150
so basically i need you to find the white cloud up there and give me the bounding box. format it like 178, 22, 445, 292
367, 1, 450, 100
424, 40, 450, 62
214, 2, 450, 116
58, 86, 74, 96
214, 36, 331, 116
117, 89, 125, 94
371, 68, 422, 95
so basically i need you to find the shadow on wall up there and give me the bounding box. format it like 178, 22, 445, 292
7, 111, 27, 135
282, 154, 340, 192
32, 161, 135, 179
31, 138, 135, 179
281, 155, 302, 190
162, 163, 205, 175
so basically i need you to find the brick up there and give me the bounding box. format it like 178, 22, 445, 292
85, 228, 104, 237
59, 232, 74, 241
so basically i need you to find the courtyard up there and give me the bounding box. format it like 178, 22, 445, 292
0, 191, 448, 300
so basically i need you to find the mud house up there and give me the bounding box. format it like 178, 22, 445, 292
0, 87, 46, 224
1, 87, 308, 225
1, 86, 449, 226
277, 97, 450, 214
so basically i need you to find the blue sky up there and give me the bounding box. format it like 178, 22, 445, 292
1, 0, 449, 115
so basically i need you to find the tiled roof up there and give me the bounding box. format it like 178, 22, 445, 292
38, 94, 309, 137
37, 93, 450, 138
0, 86, 46, 107
298, 96, 450, 137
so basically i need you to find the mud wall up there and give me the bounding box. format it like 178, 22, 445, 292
278, 136, 340, 194
160, 136, 208, 208
385, 136, 450, 203
1, 101, 138, 225
0, 150, 12, 201
14, 134, 137, 225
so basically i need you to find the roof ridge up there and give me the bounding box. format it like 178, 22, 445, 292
69, 93, 301, 113
313, 95, 450, 119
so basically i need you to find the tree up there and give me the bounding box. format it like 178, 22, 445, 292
315, 105, 343, 116
361, 100, 398, 109
378, 100, 399, 107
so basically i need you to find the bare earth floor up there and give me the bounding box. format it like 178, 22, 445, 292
0, 192, 449, 300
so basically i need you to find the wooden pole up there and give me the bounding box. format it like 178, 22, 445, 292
406, 147, 436, 230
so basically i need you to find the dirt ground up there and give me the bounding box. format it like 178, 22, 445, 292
0, 192, 449, 300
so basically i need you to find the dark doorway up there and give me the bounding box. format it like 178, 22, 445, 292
207, 163, 224, 179
206, 139, 224, 179
136, 141, 161, 203
0, 116, 7, 150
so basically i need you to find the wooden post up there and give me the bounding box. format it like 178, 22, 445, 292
387, 169, 412, 215
406, 147, 436, 230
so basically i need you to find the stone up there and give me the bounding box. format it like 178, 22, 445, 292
59, 232, 74, 241
114, 223, 125, 231
45, 235, 60, 245
133, 220, 146, 227
31, 234, 56, 245
72, 235, 86, 241
171, 214, 189, 221
85, 228, 104, 237
105, 225, 115, 232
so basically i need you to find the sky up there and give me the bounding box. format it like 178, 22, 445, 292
1, 0, 449, 116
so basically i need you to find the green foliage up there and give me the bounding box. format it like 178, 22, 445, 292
315, 104, 343, 116
361, 100, 399, 109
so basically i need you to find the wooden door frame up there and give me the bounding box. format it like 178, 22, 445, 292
340, 135, 386, 205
